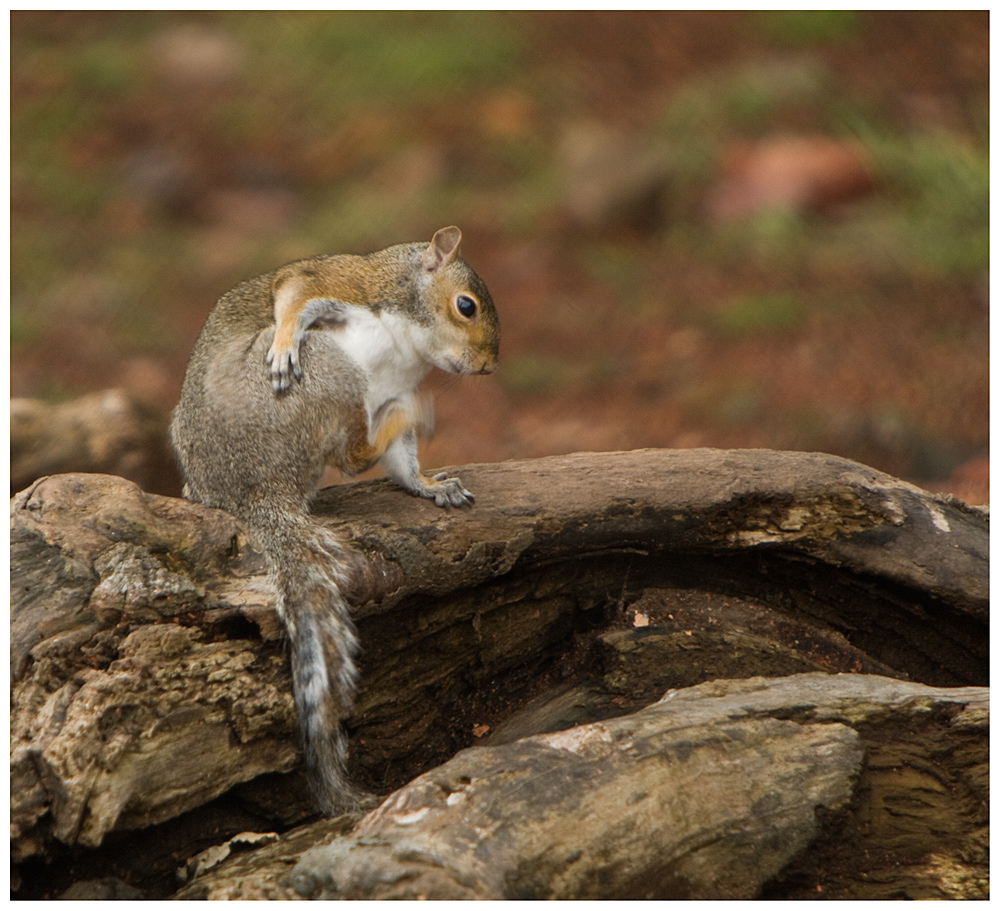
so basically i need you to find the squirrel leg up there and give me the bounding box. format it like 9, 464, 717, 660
267, 270, 348, 393
379, 426, 474, 508
339, 396, 430, 478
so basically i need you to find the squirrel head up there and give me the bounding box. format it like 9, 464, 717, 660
418, 226, 500, 376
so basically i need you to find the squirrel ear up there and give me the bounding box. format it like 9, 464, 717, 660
424, 226, 462, 271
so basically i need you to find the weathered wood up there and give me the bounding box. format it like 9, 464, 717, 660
9, 449, 989, 897
173, 674, 988, 901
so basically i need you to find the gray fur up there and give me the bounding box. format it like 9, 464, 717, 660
170, 232, 499, 815
172, 316, 368, 813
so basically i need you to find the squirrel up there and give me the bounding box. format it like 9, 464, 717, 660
169, 226, 499, 814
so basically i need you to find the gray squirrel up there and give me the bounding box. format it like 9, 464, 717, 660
170, 227, 500, 813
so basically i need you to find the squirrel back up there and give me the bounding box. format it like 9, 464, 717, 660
170, 227, 499, 814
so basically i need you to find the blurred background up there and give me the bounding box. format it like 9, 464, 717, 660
10, 11, 989, 502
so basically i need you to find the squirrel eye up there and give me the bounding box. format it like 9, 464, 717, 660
455, 294, 478, 319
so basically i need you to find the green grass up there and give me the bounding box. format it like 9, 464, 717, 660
578, 243, 646, 304
10, 308, 44, 349
755, 10, 863, 47
657, 57, 833, 141
500, 352, 571, 397
710, 293, 806, 339
862, 128, 990, 278
233, 11, 523, 119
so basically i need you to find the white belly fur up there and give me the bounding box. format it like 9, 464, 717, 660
331, 310, 432, 421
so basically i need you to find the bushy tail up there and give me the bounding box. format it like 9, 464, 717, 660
254, 511, 360, 815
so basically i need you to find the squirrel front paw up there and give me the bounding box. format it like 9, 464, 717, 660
416, 472, 474, 508
266, 341, 303, 393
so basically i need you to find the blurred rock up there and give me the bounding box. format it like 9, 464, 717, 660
706, 135, 874, 222
559, 121, 670, 235
148, 22, 243, 89
10, 389, 182, 497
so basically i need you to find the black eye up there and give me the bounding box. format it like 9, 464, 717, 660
455, 294, 477, 318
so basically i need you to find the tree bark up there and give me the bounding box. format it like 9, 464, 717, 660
9, 449, 989, 898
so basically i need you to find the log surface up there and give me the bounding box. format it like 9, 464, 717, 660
176, 674, 987, 901
9, 449, 989, 898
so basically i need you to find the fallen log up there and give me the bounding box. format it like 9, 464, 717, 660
9, 449, 989, 897
174, 673, 987, 901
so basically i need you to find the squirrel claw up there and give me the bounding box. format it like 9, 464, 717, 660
266, 345, 302, 393
423, 473, 474, 508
